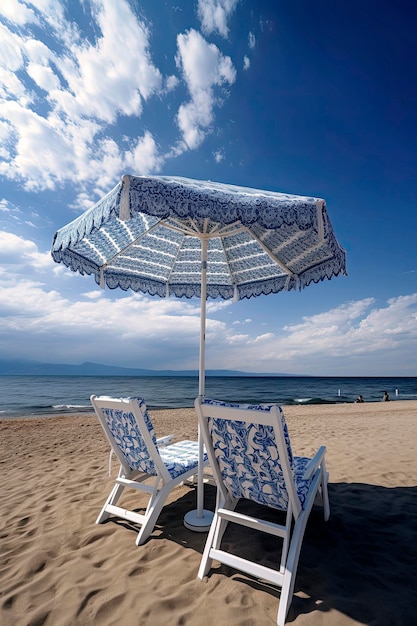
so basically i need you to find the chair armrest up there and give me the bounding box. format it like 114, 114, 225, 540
156, 434, 174, 447
302, 445, 327, 480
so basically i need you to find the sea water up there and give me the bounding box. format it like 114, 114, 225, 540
0, 375, 416, 418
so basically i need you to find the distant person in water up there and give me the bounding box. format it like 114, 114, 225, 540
383, 391, 390, 401
356, 395, 364, 403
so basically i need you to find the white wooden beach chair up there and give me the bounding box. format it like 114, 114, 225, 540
194, 397, 330, 626
91, 395, 209, 545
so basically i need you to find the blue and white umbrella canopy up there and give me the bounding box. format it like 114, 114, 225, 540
52, 174, 346, 531
52, 175, 346, 302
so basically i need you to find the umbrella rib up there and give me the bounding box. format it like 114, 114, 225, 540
214, 224, 247, 237
206, 221, 246, 237
219, 237, 238, 296
166, 218, 247, 238
100, 219, 162, 271
289, 242, 333, 268
316, 200, 325, 239
164, 232, 187, 295
247, 227, 296, 277
166, 220, 199, 236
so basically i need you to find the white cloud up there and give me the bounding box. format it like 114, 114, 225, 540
206, 300, 232, 313
0, 0, 164, 195
0, 1, 242, 206
0, 101, 78, 190
124, 130, 163, 174
0, 198, 53, 233
1, 231, 417, 374
0, 22, 25, 72
197, 0, 239, 38
248, 31, 256, 49
232, 318, 252, 325
285, 299, 375, 337
83, 290, 103, 300
51, 1, 162, 123
0, 230, 52, 271
240, 296, 417, 373
0, 0, 39, 26
0, 230, 220, 368
243, 55, 250, 70
26, 61, 61, 92
165, 74, 179, 92
0, 198, 12, 213
252, 333, 275, 343
213, 148, 225, 162
202, 296, 417, 374
175, 29, 236, 149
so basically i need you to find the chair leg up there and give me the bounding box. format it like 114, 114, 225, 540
198, 509, 220, 578
321, 467, 330, 521
198, 494, 238, 579
96, 482, 125, 524
277, 511, 309, 626
279, 505, 293, 574
135, 482, 173, 546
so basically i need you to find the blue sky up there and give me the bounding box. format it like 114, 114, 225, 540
0, 0, 416, 376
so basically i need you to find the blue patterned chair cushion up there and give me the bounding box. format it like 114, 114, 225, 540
202, 398, 294, 467
202, 399, 310, 510
103, 398, 208, 480
103, 397, 157, 475
159, 440, 208, 479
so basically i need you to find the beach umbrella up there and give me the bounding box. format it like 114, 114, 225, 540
51, 174, 347, 530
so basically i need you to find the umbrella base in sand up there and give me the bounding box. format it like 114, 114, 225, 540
183, 509, 214, 532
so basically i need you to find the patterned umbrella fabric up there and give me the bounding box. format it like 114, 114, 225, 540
52, 175, 346, 301
52, 174, 346, 531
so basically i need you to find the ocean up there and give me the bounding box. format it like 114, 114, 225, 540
0, 375, 416, 419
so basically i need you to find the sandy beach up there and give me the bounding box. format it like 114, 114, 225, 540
1, 400, 416, 626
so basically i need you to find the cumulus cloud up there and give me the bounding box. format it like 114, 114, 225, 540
1, 230, 416, 375
0, 0, 241, 207
0, 230, 52, 270
0, 0, 39, 26
235, 296, 417, 374
243, 55, 250, 70
205, 296, 417, 374
0, 230, 226, 368
197, 0, 239, 38
55, 2, 162, 122
0, 1, 165, 196
175, 29, 236, 149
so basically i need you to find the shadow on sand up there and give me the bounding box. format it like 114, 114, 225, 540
110, 481, 417, 626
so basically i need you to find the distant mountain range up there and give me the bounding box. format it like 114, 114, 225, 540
0, 359, 293, 377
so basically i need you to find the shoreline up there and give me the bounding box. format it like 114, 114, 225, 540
1, 396, 416, 422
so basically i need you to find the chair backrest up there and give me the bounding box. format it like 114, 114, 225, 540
195, 398, 302, 517
91, 395, 163, 477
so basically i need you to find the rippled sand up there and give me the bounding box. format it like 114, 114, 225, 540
1, 400, 416, 625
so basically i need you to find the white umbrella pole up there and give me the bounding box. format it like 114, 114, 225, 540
198, 241, 207, 397
197, 238, 207, 516
183, 238, 213, 531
